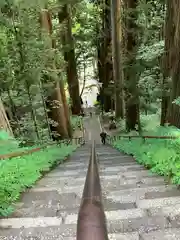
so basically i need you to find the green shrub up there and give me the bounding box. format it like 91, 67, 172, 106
0, 130, 38, 155
70, 116, 83, 130
111, 117, 180, 187
0, 143, 77, 216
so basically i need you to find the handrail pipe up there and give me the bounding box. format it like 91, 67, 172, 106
76, 141, 109, 240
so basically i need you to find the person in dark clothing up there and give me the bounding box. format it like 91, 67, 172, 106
100, 131, 107, 144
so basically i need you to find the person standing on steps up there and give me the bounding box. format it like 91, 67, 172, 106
100, 130, 107, 145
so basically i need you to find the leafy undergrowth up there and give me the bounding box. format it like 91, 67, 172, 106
70, 116, 83, 131
0, 143, 77, 216
112, 123, 180, 187
0, 130, 37, 155
115, 114, 161, 134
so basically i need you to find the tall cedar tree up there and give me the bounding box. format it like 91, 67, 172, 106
97, 0, 113, 112
0, 98, 13, 136
167, 0, 180, 128
123, 0, 140, 131
40, 9, 69, 139
160, 0, 173, 125
111, 0, 124, 118
58, 4, 81, 115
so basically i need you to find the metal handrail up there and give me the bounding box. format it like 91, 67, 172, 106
76, 141, 109, 240
106, 134, 180, 144
0, 137, 85, 160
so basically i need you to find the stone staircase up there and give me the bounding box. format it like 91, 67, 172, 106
1, 144, 180, 239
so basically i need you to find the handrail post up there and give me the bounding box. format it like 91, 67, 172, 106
76, 141, 109, 240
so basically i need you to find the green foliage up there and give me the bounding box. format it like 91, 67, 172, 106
0, 129, 50, 155
0, 130, 14, 140
0, 0, 69, 143
0, 143, 77, 216
115, 114, 160, 134
70, 115, 83, 130
93, 100, 99, 107
111, 115, 180, 187
0, 0, 98, 143
172, 97, 180, 106
136, 0, 165, 113
0, 130, 25, 155
137, 40, 164, 63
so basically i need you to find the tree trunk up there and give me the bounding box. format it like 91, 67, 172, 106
39, 80, 52, 139
160, 0, 173, 126
59, 79, 72, 137
51, 82, 69, 138
40, 9, 69, 138
97, 23, 104, 112
96, 1, 113, 113
167, 0, 180, 128
111, 0, 124, 118
123, 0, 140, 131
59, 5, 81, 115
0, 98, 13, 136
103, 0, 113, 112
80, 55, 86, 98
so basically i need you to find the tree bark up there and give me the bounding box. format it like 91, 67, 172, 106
51, 82, 69, 138
59, 79, 72, 137
103, 0, 113, 112
0, 98, 13, 136
40, 8, 69, 138
96, 1, 113, 113
111, 0, 124, 118
80, 55, 86, 97
59, 5, 81, 115
123, 0, 140, 131
160, 0, 173, 125
167, 0, 180, 128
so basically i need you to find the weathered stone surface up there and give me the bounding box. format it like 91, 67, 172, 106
103, 198, 136, 211
64, 209, 146, 224
20, 191, 61, 203
109, 232, 139, 240
137, 197, 180, 209
101, 181, 166, 192
106, 185, 176, 198
108, 215, 168, 233
145, 189, 180, 199
106, 192, 143, 203
36, 177, 85, 188
0, 229, 140, 240
140, 228, 180, 239
46, 170, 87, 178
122, 177, 165, 186
0, 217, 63, 229
147, 207, 163, 217
0, 225, 77, 239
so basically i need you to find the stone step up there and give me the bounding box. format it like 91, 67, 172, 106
2, 142, 180, 239
105, 185, 177, 198
140, 228, 180, 239
0, 214, 172, 238
0, 225, 139, 240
